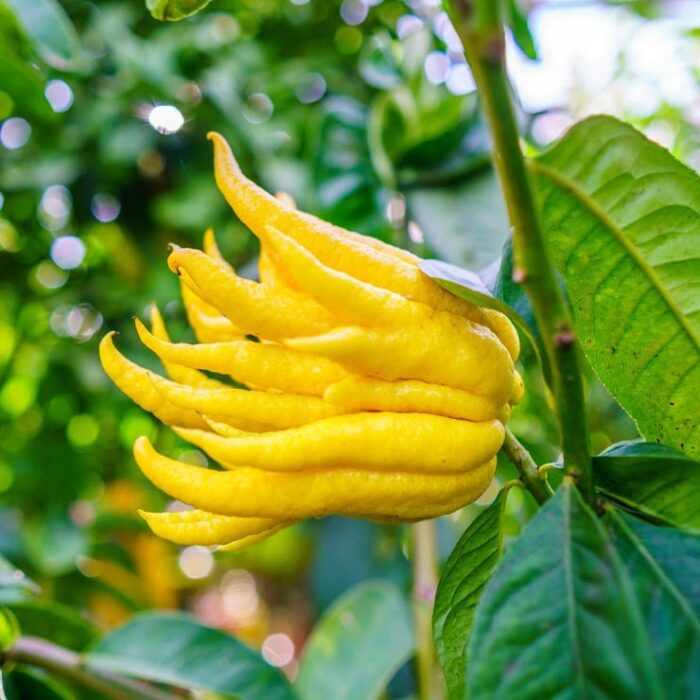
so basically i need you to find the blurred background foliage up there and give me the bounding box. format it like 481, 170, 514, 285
0, 0, 698, 694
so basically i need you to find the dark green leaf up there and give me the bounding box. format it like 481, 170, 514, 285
87, 612, 294, 700
531, 115, 700, 456
608, 511, 700, 699
6, 599, 99, 651
433, 489, 509, 700
0, 49, 54, 121
4, 0, 86, 72
0, 554, 40, 601
296, 580, 413, 700
145, 0, 212, 21
3, 668, 76, 700
595, 440, 700, 530
468, 480, 663, 699
503, 0, 539, 60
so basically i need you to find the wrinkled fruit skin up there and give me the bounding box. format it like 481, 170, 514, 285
99, 132, 522, 551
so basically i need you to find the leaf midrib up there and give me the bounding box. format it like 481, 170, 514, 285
529, 160, 700, 352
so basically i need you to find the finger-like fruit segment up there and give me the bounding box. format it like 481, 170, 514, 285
208, 131, 519, 358
324, 376, 503, 421
139, 508, 284, 546
149, 372, 347, 429
169, 247, 335, 340
99, 333, 208, 430
148, 306, 226, 390
180, 276, 242, 343
262, 226, 420, 328
133, 436, 496, 520
174, 413, 504, 473
218, 523, 289, 552
135, 318, 346, 396
287, 321, 515, 403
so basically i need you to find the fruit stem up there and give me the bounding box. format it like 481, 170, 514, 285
412, 520, 444, 700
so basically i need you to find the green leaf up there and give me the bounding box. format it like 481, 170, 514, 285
296, 580, 414, 700
146, 0, 212, 22
0, 48, 54, 121
608, 511, 700, 699
595, 440, 700, 530
408, 168, 509, 270
468, 480, 663, 699
4, 0, 86, 72
433, 489, 509, 700
503, 0, 538, 60
86, 612, 294, 700
0, 609, 19, 652
0, 554, 40, 601
531, 115, 700, 457
3, 668, 76, 700
5, 599, 98, 651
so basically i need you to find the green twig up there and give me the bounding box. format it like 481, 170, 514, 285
411, 521, 444, 700
502, 428, 551, 504
446, 0, 594, 505
3, 637, 180, 700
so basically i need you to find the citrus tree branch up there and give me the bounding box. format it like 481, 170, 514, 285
445, 0, 594, 504
3, 636, 181, 700
502, 428, 551, 504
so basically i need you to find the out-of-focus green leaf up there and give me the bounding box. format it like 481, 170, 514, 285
87, 612, 294, 700
5, 599, 99, 651
468, 481, 663, 699
0, 609, 19, 652
504, 0, 538, 60
532, 116, 700, 456
595, 441, 700, 531
407, 168, 508, 270
608, 511, 700, 699
296, 580, 414, 700
4, 0, 86, 72
0, 49, 53, 121
23, 516, 87, 577
433, 489, 509, 700
3, 668, 76, 700
0, 554, 40, 601
146, 0, 212, 22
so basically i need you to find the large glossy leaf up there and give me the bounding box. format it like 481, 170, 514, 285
595, 440, 700, 531
296, 580, 413, 700
5, 0, 85, 72
608, 511, 700, 699
468, 480, 663, 699
86, 612, 294, 700
433, 489, 509, 700
531, 116, 700, 456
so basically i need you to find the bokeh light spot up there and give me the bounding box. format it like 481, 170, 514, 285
45, 80, 74, 113
91, 194, 121, 223
51, 236, 85, 270
148, 105, 185, 135
179, 546, 214, 580
67, 414, 100, 448
0, 118, 31, 149
262, 633, 295, 668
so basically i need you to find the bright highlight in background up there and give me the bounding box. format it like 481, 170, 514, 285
45, 80, 74, 113
148, 105, 185, 134
50, 236, 85, 270
0, 118, 31, 149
